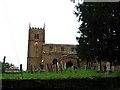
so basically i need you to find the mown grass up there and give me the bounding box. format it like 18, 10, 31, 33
1, 68, 120, 79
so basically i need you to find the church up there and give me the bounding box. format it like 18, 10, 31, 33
27, 24, 79, 72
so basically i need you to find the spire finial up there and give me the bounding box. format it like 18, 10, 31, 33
43, 23, 45, 30
29, 22, 31, 29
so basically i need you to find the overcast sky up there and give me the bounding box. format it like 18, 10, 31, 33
0, 0, 80, 70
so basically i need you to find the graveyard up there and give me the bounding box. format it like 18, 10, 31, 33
1, 56, 120, 89
1, 58, 120, 79
1, 68, 120, 79
1, 68, 120, 89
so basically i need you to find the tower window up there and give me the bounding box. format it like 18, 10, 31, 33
34, 34, 36, 39
37, 34, 39, 39
34, 34, 39, 39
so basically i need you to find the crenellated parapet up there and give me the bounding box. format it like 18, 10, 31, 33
29, 27, 45, 30
29, 23, 45, 30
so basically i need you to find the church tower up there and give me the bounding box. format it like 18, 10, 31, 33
27, 24, 45, 71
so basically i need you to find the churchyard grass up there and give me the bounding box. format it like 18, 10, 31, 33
2, 68, 120, 79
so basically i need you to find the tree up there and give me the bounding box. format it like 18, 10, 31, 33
74, 2, 120, 65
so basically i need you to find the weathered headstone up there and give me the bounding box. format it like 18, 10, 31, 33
84, 63, 87, 70
101, 61, 106, 72
97, 63, 100, 72
45, 64, 48, 72
106, 62, 110, 74
64, 63, 66, 69
71, 65, 76, 73
59, 63, 62, 73
116, 65, 120, 72
111, 65, 115, 72
57, 62, 59, 72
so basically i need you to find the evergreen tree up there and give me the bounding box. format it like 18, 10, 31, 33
74, 2, 120, 64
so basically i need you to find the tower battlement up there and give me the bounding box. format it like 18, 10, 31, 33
29, 27, 44, 30
29, 23, 45, 30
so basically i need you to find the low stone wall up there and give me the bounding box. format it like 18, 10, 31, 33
2, 77, 120, 89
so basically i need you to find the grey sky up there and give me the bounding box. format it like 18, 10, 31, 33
0, 0, 79, 70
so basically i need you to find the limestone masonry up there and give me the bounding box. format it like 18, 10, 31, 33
27, 25, 79, 72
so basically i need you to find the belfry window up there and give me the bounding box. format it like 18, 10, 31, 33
37, 34, 39, 39
34, 34, 39, 39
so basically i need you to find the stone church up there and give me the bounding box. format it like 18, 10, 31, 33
27, 24, 79, 72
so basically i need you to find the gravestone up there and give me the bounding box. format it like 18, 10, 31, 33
106, 62, 110, 74
64, 63, 66, 69
111, 65, 115, 72
97, 63, 100, 72
101, 61, 106, 72
116, 65, 120, 72
84, 62, 87, 70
